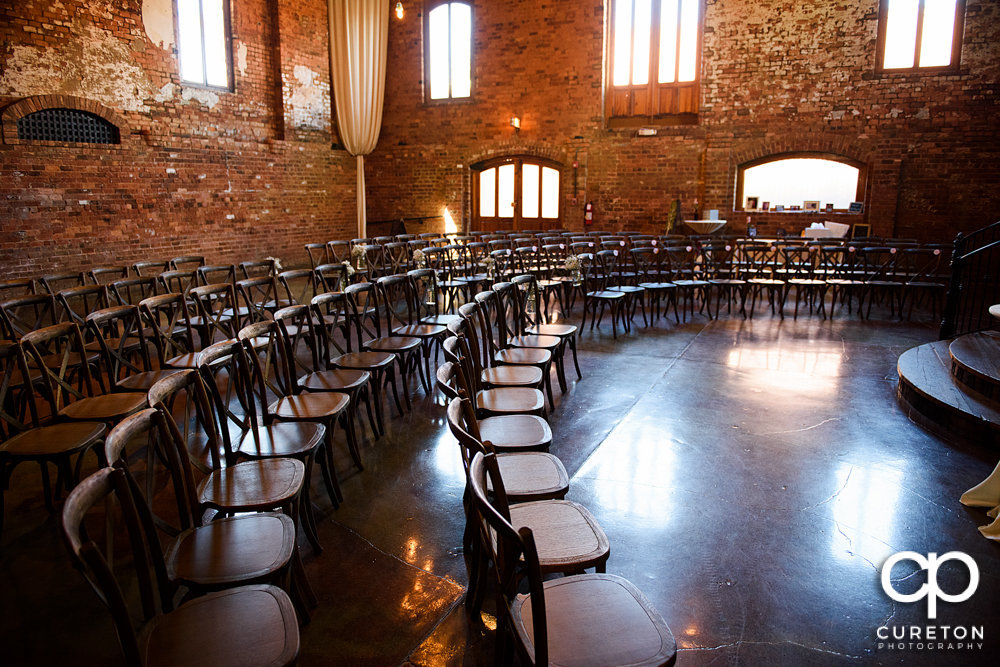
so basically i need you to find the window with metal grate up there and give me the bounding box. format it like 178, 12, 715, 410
16, 108, 119, 144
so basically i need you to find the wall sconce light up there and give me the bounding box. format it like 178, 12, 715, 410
395, 2, 403, 19
510, 117, 521, 133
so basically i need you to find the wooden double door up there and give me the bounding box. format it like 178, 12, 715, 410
472, 156, 562, 232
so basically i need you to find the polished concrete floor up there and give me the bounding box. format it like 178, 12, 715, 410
2, 297, 999, 666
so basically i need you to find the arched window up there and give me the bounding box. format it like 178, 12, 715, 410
473, 157, 562, 232
425, 1, 473, 101
735, 153, 867, 212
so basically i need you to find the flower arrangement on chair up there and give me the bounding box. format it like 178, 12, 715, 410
564, 254, 583, 285
352, 244, 367, 270
483, 256, 495, 283
339, 260, 356, 291
413, 248, 426, 268
265, 256, 283, 271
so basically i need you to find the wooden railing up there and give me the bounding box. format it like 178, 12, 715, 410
940, 221, 1000, 339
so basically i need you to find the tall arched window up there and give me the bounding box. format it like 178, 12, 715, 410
425, 1, 473, 101
735, 153, 867, 212
473, 157, 562, 232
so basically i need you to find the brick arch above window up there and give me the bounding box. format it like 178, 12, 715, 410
729, 136, 875, 169
2, 95, 131, 146
466, 140, 568, 168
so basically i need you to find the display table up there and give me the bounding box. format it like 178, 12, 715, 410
685, 220, 727, 234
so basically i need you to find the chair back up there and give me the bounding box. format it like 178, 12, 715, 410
240, 259, 280, 280
0, 294, 57, 341
466, 452, 552, 666
236, 275, 281, 324
189, 282, 240, 342
277, 268, 317, 307
305, 243, 331, 270
631, 246, 665, 282
156, 269, 199, 297
132, 260, 170, 278
310, 291, 356, 363
780, 245, 821, 280
0, 342, 43, 439
196, 264, 237, 288
238, 320, 298, 407
21, 322, 101, 412
316, 262, 353, 292
138, 293, 198, 363
109, 277, 158, 306
0, 278, 37, 301
861, 247, 902, 283
88, 266, 129, 286
56, 285, 111, 326
63, 465, 163, 666
899, 247, 944, 285
376, 274, 421, 330
40, 272, 86, 294
169, 256, 206, 271
195, 340, 259, 464
85, 305, 154, 386
274, 303, 322, 380
327, 240, 351, 264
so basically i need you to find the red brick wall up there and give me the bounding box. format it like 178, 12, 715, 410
1, 0, 354, 280
368, 0, 1000, 243
2, 0, 998, 280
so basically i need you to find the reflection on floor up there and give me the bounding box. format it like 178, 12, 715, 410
2, 300, 998, 667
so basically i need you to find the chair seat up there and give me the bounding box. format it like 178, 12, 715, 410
607, 285, 645, 294
479, 415, 552, 451
59, 392, 147, 422
367, 335, 421, 353
496, 348, 551, 366
477, 387, 545, 415
587, 290, 626, 300
511, 574, 676, 667
0, 421, 106, 457
198, 458, 305, 511
165, 352, 202, 369
482, 365, 543, 387
334, 350, 396, 370
237, 421, 325, 459
421, 314, 462, 326
525, 323, 577, 337
394, 324, 447, 338
142, 585, 299, 667
270, 392, 349, 421
506, 500, 610, 572
300, 368, 370, 392
638, 282, 676, 291
166, 513, 295, 586
491, 453, 569, 502
509, 334, 560, 350
117, 369, 186, 392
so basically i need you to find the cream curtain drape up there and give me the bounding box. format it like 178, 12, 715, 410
328, 0, 389, 238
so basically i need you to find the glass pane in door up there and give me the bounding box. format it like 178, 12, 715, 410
479, 168, 496, 217
498, 164, 515, 218
541, 167, 560, 219
522, 164, 539, 219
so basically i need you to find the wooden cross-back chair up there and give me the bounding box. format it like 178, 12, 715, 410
88, 266, 129, 286
192, 342, 326, 553
376, 274, 446, 394
312, 290, 398, 434
578, 253, 628, 338
138, 293, 201, 370
40, 271, 85, 295
169, 255, 206, 272
85, 304, 183, 393
132, 260, 170, 278
62, 464, 301, 667
103, 408, 312, 617
467, 451, 676, 667
21, 321, 148, 420
0, 293, 58, 341
0, 341, 106, 542
109, 277, 158, 307
0, 278, 36, 302
631, 247, 679, 324
238, 320, 354, 495
55, 285, 112, 329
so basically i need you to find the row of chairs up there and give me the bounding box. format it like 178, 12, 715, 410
433, 289, 677, 666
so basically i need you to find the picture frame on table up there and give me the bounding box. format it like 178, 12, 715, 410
849, 201, 864, 214
774, 205, 784, 212
745, 196, 759, 210
825, 203, 834, 213
761, 201, 770, 211
852, 223, 871, 239
804, 200, 820, 212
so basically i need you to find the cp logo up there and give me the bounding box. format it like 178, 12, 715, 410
881, 551, 979, 619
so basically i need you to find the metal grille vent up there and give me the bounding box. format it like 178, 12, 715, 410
17, 108, 119, 144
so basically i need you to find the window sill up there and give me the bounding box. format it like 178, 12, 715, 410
607, 114, 698, 130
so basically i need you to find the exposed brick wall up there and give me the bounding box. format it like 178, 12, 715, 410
1, 0, 354, 280
2, 0, 998, 281
368, 0, 1000, 243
